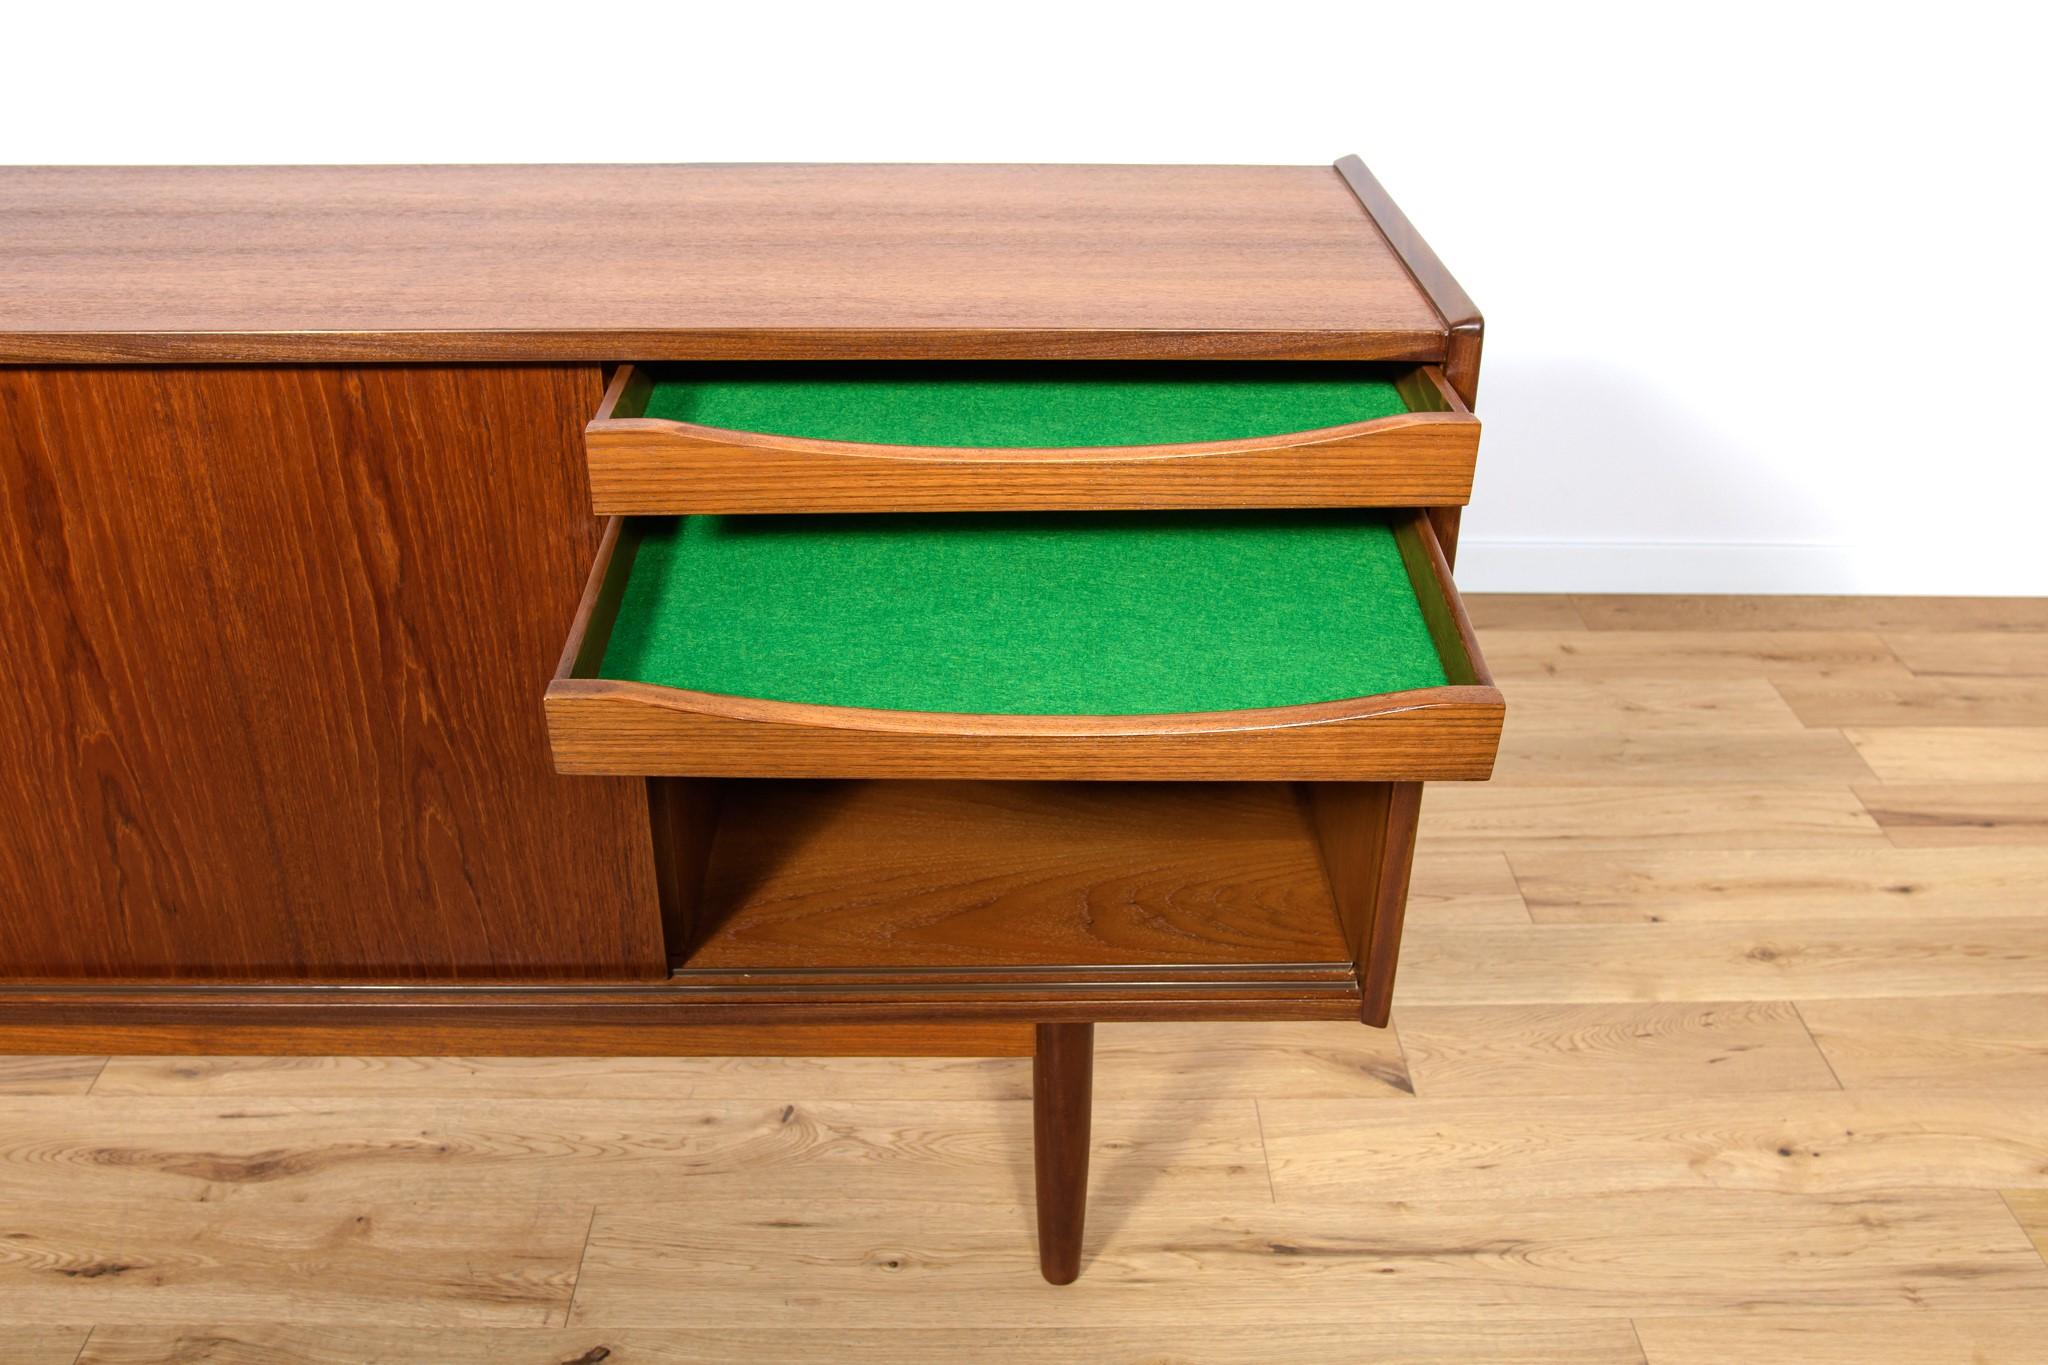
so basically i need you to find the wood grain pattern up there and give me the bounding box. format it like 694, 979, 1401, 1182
1406, 851, 1531, 924
1492, 729, 1878, 785
66, 1322, 1648, 1365
0, 982, 1366, 1043
2006, 1190, 2048, 1264
1796, 994, 2048, 1091
1846, 726, 2048, 781
1094, 1021, 1413, 1099
0, 365, 660, 980
87, 1052, 1037, 1101
683, 781, 1352, 973
565, 1190, 2048, 1325
1307, 782, 1424, 1025
584, 363, 1480, 514
1481, 629, 1911, 679
1575, 595, 2048, 633
1333, 155, 1484, 408
548, 680, 1506, 782
1261, 1091, 2048, 1201
1498, 678, 1810, 732
0, 164, 1445, 364
1394, 1001, 1840, 1098
1775, 676, 2048, 727
1635, 1311, 2048, 1365
1464, 594, 1587, 631
0, 1327, 88, 1364
0, 1194, 593, 1327
1395, 919, 2048, 1004
1510, 846, 2048, 923
1883, 631, 2048, 676
0, 1019, 1033, 1058
1855, 783, 2048, 845
546, 511, 1504, 781
1416, 783, 1887, 850
0, 1094, 1259, 1208
0, 1056, 105, 1094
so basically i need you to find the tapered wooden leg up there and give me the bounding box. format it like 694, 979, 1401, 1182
1032, 1022, 1094, 1284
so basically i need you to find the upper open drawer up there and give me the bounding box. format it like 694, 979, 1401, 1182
545, 508, 1502, 781
584, 363, 1479, 514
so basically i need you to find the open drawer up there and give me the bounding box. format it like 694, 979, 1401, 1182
585, 362, 1479, 514
544, 508, 1502, 781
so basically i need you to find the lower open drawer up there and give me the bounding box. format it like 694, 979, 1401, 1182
544, 508, 1502, 781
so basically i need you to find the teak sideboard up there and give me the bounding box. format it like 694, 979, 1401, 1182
0, 157, 1497, 1283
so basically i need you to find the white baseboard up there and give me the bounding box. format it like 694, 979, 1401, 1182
1454, 540, 2048, 597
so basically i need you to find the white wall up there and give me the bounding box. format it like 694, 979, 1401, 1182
6, 2, 2042, 594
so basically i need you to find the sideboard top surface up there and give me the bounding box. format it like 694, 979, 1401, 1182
0, 162, 1447, 364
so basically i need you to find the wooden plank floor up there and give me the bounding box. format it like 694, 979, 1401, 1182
4, 594, 2047, 1364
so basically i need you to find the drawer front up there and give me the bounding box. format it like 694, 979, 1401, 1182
543, 510, 1502, 782
584, 363, 1479, 514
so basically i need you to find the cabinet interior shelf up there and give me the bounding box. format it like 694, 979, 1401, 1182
651, 776, 1366, 1014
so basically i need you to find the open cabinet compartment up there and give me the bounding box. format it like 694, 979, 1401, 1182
645, 776, 1368, 1012
585, 362, 1479, 513
542, 506, 1498, 1014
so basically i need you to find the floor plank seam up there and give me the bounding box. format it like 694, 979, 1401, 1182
2001, 1191, 2048, 1272
561, 1204, 602, 1328
1820, 725, 1885, 783
1252, 1098, 1279, 1204
1497, 853, 1540, 924
1789, 1002, 1849, 1091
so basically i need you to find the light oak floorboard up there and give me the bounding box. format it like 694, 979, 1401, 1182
1261, 1091, 2048, 1202
1848, 726, 2048, 782
1494, 678, 1810, 733
1634, 1311, 2048, 1365
1394, 918, 2048, 1005
1464, 593, 1587, 631
1857, 784, 2048, 847
1575, 595, 2048, 633
1797, 995, 2048, 1091
1775, 676, 2048, 728
0, 1327, 90, 1365
0, 1195, 592, 1327
1511, 846, 2048, 923
1096, 1022, 1412, 1100
0, 1098, 1264, 1208
0, 1056, 105, 1095
1394, 1002, 1839, 1098
1418, 785, 1886, 852
1483, 629, 1908, 680
68, 1321, 1648, 1365
88, 1054, 1032, 1101
565, 1189, 2048, 1326
2007, 1190, 2048, 1265
1886, 631, 2048, 676
1407, 850, 1532, 923
1490, 729, 1877, 785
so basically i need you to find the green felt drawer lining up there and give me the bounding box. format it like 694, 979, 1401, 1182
638, 363, 1411, 448
596, 511, 1448, 717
